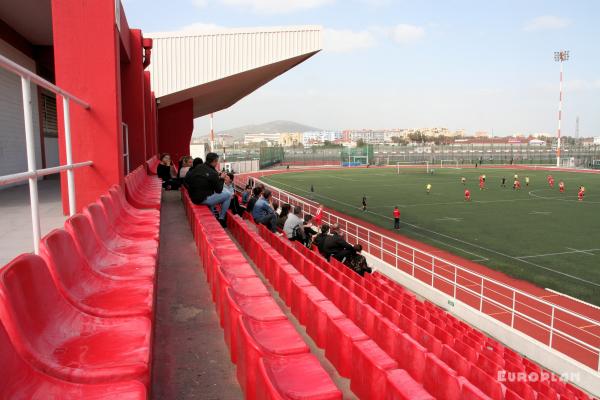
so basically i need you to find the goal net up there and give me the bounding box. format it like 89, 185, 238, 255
342, 155, 368, 167
397, 161, 430, 174
440, 159, 460, 169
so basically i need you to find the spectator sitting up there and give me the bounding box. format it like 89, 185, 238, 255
284, 206, 304, 242
223, 172, 244, 216
344, 244, 372, 276
313, 224, 330, 254
178, 155, 193, 180
322, 224, 354, 262
272, 201, 280, 216
190, 157, 203, 170
184, 152, 230, 227
157, 153, 180, 190
302, 215, 318, 247
276, 204, 291, 230
252, 190, 278, 232
246, 186, 263, 213
241, 185, 252, 204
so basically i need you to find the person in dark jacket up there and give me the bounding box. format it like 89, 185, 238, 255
157, 153, 180, 190
252, 190, 278, 232
184, 152, 230, 224
322, 224, 355, 262
313, 224, 330, 254
344, 244, 372, 276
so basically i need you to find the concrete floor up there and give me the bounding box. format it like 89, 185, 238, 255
0, 177, 65, 265
151, 190, 243, 400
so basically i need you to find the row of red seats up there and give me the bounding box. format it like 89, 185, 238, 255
292, 232, 592, 400
229, 215, 439, 400
0, 169, 161, 399
126, 163, 161, 210
180, 188, 342, 400
371, 273, 592, 400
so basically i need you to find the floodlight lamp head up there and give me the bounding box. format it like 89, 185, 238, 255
554, 50, 570, 62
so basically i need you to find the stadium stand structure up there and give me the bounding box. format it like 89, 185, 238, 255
0, 160, 160, 399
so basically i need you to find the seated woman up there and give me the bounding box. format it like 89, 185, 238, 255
313, 224, 330, 254
344, 244, 372, 276
276, 204, 291, 230
157, 153, 180, 190
223, 172, 244, 216
178, 156, 193, 180
302, 215, 319, 247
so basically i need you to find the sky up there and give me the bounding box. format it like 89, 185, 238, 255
122, 0, 600, 137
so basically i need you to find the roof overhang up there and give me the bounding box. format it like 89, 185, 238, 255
147, 26, 322, 118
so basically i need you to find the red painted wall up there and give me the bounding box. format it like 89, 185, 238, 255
144, 71, 157, 159
52, 0, 123, 214
157, 99, 194, 163
120, 29, 147, 171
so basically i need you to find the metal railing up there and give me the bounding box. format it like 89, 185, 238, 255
0, 53, 92, 254
248, 175, 600, 372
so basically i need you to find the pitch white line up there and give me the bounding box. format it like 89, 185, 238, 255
517, 249, 600, 259
266, 177, 600, 288
529, 190, 600, 204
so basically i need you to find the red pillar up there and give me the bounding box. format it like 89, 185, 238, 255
157, 99, 194, 163
52, 0, 123, 214
144, 71, 156, 159
120, 29, 147, 171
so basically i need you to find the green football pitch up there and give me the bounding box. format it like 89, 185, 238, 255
262, 167, 600, 305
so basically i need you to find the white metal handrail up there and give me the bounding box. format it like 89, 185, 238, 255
250, 175, 600, 371
0, 53, 92, 254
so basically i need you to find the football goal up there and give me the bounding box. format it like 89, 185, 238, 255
440, 159, 460, 169
342, 155, 369, 167
397, 161, 430, 174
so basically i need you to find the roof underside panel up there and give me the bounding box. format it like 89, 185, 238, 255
147, 26, 321, 117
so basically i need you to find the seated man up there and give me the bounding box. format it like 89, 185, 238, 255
246, 186, 263, 213
184, 152, 230, 226
344, 244, 372, 276
313, 224, 330, 254
322, 224, 355, 262
252, 190, 278, 232
283, 206, 304, 242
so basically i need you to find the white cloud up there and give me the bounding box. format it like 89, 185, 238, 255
323, 28, 376, 53
388, 24, 425, 44
524, 15, 571, 32
216, 0, 334, 14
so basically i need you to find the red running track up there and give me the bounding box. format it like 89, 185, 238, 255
243, 165, 600, 370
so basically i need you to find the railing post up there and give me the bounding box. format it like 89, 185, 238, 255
411, 249, 415, 276
479, 277, 484, 312
431, 256, 435, 286
549, 306, 555, 348
63, 97, 76, 216
395, 242, 398, 269
453, 267, 457, 298
21, 77, 41, 254
511, 291, 516, 327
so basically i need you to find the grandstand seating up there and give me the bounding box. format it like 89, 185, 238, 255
246, 213, 593, 400
181, 190, 342, 399
0, 159, 161, 398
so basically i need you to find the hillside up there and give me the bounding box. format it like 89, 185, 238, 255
215, 120, 319, 140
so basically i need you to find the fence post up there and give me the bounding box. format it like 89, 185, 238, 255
21, 77, 41, 254
63, 97, 76, 216
395, 242, 398, 269
367, 231, 370, 253
479, 277, 484, 312
549, 306, 555, 348
453, 267, 457, 298
431, 256, 435, 286
511, 292, 516, 328
411, 250, 415, 276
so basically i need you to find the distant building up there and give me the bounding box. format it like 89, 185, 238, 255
244, 132, 281, 145
302, 131, 343, 145
594, 137, 600, 145
279, 132, 303, 146
474, 131, 489, 138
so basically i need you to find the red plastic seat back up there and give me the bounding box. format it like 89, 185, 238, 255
64, 214, 105, 260
39, 229, 91, 298
84, 203, 112, 241
0, 255, 78, 354
0, 317, 31, 393
99, 195, 119, 224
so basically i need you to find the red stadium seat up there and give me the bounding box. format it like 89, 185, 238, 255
236, 316, 309, 398
223, 288, 287, 363
39, 230, 153, 319
395, 333, 427, 383
468, 364, 505, 400
325, 317, 369, 378
98, 196, 159, 240
109, 185, 159, 221
305, 299, 345, 348
440, 344, 471, 377
290, 285, 327, 325
459, 377, 496, 400
0, 318, 147, 400
85, 203, 158, 258
350, 339, 398, 400
0, 254, 151, 385
422, 353, 461, 400
256, 354, 341, 400
385, 369, 435, 400
64, 214, 156, 281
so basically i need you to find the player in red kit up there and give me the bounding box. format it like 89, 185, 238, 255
559, 181, 565, 193
479, 176, 485, 190
578, 187, 584, 201
464, 189, 471, 201
393, 206, 400, 229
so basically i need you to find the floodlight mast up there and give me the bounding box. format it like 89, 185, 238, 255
554, 50, 569, 167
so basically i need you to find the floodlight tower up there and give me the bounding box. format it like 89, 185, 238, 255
554, 50, 569, 167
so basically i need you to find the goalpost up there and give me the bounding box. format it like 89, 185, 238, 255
397, 161, 430, 174
440, 159, 460, 169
